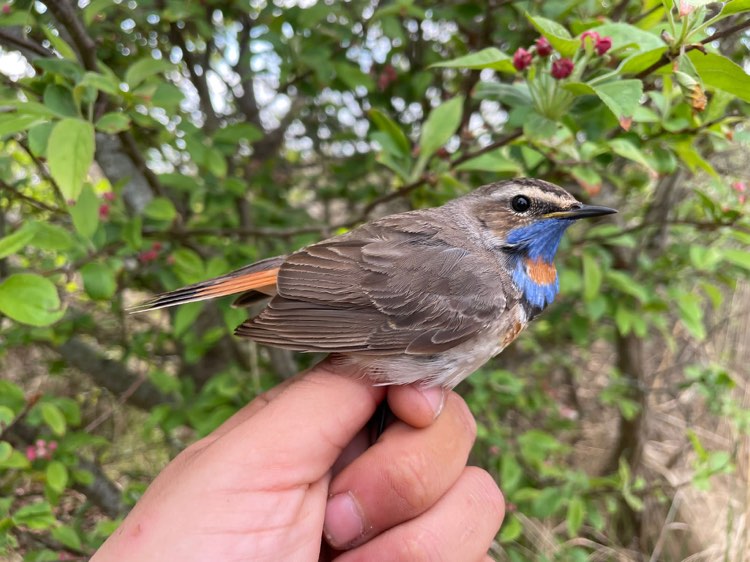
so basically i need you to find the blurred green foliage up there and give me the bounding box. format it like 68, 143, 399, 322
1, 0, 750, 559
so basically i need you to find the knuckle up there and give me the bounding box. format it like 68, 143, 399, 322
465, 467, 505, 522
393, 528, 443, 562
383, 449, 434, 512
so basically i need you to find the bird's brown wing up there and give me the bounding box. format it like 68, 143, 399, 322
236, 215, 507, 355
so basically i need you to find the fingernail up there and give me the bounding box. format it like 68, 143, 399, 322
324, 492, 365, 548
419, 386, 445, 419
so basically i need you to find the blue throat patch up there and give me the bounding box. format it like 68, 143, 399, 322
506, 219, 573, 309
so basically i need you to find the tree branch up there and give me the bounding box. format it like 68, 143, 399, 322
635, 18, 750, 79
0, 27, 53, 58
41, 0, 97, 71
49, 338, 175, 410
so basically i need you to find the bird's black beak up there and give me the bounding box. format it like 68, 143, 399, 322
544, 204, 617, 220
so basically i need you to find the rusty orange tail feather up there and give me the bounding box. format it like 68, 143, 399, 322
129, 256, 285, 313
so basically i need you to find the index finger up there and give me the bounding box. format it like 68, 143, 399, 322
204, 361, 387, 487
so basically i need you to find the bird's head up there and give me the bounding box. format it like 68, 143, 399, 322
468, 178, 616, 309
470, 178, 616, 261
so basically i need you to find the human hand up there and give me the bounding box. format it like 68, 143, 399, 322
92, 360, 505, 561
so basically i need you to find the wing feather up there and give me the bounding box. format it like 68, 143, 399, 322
236, 213, 507, 355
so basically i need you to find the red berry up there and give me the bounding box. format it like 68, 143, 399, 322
551, 58, 574, 79
535, 37, 552, 57
512, 48, 533, 71
595, 36, 612, 56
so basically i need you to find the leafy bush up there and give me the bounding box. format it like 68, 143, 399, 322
1, 0, 749, 559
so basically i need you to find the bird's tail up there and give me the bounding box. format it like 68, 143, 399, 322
128, 255, 285, 313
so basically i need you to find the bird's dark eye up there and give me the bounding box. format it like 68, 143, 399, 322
511, 195, 531, 213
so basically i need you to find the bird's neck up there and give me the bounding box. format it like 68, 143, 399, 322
505, 219, 572, 309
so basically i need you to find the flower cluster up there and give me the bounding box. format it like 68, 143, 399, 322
26, 439, 57, 461
512, 30, 612, 81
139, 241, 163, 263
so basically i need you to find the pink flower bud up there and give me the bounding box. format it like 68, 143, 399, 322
551, 58, 574, 79
151, 241, 163, 251
732, 181, 746, 193
535, 37, 552, 57
595, 36, 612, 56
102, 191, 116, 202
26, 445, 37, 461
1, 4, 10, 15
98, 204, 110, 220
48, 441, 58, 452
512, 48, 533, 71
580, 30, 601, 48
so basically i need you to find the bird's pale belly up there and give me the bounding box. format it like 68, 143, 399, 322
332, 305, 529, 388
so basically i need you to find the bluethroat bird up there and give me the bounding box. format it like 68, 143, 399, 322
131, 178, 615, 388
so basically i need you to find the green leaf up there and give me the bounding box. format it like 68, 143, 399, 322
47, 118, 95, 201
95, 112, 131, 133
40, 23, 77, 60
0, 274, 64, 327
0, 441, 12, 464
570, 165, 602, 194
582, 252, 602, 301
172, 248, 205, 284
523, 112, 557, 140
431, 47, 515, 73
43, 84, 79, 118
419, 96, 464, 159
206, 147, 227, 178
174, 302, 204, 338
527, 14, 579, 58
719, 0, 750, 16
144, 197, 177, 222
619, 47, 668, 75
214, 123, 263, 144
677, 297, 706, 340
673, 140, 718, 176
473, 82, 532, 106
151, 82, 185, 110
566, 496, 586, 537
591, 80, 643, 122
369, 109, 410, 156
27, 122, 54, 157
723, 248, 750, 271
40, 402, 66, 435
51, 525, 82, 551
0, 113, 45, 138
27, 222, 75, 251
12, 500, 56, 530
46, 461, 68, 493
81, 262, 117, 300
592, 23, 663, 51
498, 514, 523, 542
125, 57, 174, 89
79, 71, 122, 96
69, 183, 100, 239
605, 270, 649, 301
0, 222, 36, 258
608, 139, 654, 171
454, 150, 520, 173
688, 51, 750, 103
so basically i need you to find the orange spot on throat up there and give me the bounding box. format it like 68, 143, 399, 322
525, 257, 557, 285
